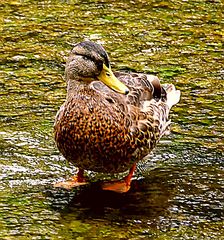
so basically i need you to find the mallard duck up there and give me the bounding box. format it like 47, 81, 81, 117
54, 41, 180, 193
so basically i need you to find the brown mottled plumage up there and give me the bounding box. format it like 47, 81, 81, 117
54, 41, 180, 192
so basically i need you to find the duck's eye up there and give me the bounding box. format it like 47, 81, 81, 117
106, 72, 110, 77
82, 56, 89, 61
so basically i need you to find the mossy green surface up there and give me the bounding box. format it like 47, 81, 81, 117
0, 0, 223, 239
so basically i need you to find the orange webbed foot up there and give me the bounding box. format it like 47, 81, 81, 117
101, 164, 136, 193
102, 179, 131, 193
53, 169, 87, 190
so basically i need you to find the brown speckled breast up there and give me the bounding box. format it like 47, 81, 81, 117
54, 89, 159, 173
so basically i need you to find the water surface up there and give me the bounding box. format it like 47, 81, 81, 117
0, 0, 223, 239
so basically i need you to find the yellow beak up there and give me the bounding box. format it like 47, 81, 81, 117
97, 64, 129, 95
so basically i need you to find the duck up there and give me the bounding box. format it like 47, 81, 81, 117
54, 41, 180, 193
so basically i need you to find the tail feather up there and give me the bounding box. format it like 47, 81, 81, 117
164, 84, 181, 109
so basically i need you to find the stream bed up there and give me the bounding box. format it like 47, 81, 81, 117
0, 0, 223, 239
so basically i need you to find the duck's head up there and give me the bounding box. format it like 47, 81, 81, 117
65, 41, 129, 95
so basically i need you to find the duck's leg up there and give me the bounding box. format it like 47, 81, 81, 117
54, 168, 87, 190
102, 163, 136, 193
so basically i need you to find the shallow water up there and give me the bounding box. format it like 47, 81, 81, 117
0, 0, 223, 239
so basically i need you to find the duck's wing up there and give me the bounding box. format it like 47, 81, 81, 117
115, 71, 180, 139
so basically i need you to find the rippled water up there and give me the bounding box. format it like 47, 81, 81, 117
0, 0, 223, 239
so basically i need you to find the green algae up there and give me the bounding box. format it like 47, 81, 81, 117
0, 0, 223, 239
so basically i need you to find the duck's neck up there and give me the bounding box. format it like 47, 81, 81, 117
66, 78, 93, 100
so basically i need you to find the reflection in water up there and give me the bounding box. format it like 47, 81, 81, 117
49, 177, 172, 218
0, 0, 223, 239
